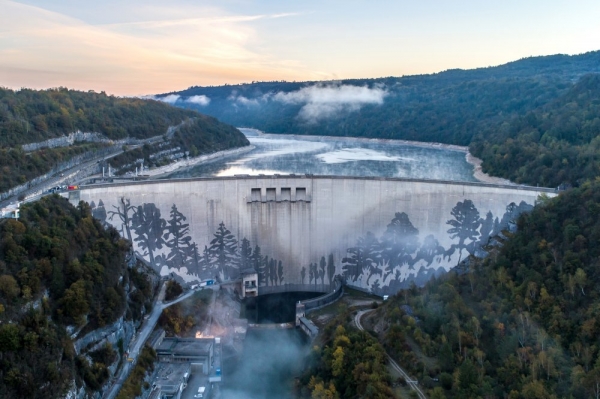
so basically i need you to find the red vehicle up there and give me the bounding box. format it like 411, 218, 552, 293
67, 185, 79, 191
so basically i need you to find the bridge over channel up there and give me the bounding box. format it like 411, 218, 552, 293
69, 175, 555, 297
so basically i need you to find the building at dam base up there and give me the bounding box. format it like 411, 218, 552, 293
72, 176, 555, 296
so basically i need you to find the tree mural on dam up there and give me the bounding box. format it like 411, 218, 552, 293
340, 200, 533, 295
89, 195, 533, 295
90, 198, 287, 284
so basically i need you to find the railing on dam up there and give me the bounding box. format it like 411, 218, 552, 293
76, 173, 558, 194
295, 277, 344, 340
258, 283, 332, 296
301, 277, 344, 313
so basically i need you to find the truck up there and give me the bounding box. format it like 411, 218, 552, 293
67, 185, 79, 191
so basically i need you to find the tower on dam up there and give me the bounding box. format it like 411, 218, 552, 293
71, 176, 555, 296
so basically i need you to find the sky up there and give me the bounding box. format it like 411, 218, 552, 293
1, 0, 599, 96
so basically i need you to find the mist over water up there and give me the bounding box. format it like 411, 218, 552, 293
165, 129, 478, 182
222, 292, 319, 398
222, 329, 308, 399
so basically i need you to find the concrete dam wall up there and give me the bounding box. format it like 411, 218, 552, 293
73, 176, 555, 296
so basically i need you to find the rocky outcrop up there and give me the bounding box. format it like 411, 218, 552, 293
74, 317, 136, 355
22, 131, 114, 152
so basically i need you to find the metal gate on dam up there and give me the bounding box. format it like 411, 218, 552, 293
71, 176, 556, 296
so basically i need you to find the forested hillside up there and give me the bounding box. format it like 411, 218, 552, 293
0, 196, 155, 398
103, 113, 249, 176
0, 87, 249, 193
470, 74, 600, 186
0, 87, 198, 147
296, 312, 395, 399
162, 50, 600, 187
365, 181, 600, 398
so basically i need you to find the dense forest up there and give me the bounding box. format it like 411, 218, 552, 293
0, 196, 155, 398
163, 51, 600, 187
359, 181, 600, 398
0, 87, 198, 147
296, 311, 395, 399
470, 74, 600, 186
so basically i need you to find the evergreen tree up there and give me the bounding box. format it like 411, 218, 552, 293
186, 242, 200, 273
208, 221, 239, 280
260, 255, 269, 286
446, 200, 481, 263
239, 238, 253, 270
309, 263, 315, 285
319, 256, 326, 286
269, 258, 277, 286
91, 199, 107, 225
164, 204, 193, 269
380, 212, 420, 280
198, 245, 211, 276
130, 203, 166, 265
278, 261, 284, 285
327, 254, 335, 286
478, 211, 494, 247
252, 245, 265, 286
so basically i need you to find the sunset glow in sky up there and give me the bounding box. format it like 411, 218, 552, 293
1, 0, 599, 96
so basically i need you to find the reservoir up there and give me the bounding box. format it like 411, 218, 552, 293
165, 128, 479, 182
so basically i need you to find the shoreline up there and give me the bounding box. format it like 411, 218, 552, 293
238, 128, 515, 185
465, 152, 514, 186
145, 145, 255, 178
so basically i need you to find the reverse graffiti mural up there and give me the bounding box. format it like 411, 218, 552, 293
92, 198, 287, 285
339, 200, 533, 295
90, 195, 533, 295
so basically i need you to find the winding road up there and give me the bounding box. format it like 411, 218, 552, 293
354, 309, 427, 399
103, 285, 203, 399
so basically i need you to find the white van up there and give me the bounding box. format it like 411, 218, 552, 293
194, 386, 206, 398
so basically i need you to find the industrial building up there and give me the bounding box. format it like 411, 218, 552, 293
148, 336, 220, 399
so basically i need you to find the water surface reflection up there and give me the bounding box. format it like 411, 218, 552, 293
165, 129, 478, 182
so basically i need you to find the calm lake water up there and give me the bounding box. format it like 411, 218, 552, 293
166, 128, 478, 182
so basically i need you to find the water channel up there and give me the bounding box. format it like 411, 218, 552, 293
222, 292, 319, 399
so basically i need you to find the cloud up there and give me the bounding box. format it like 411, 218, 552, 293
272, 84, 388, 122
156, 94, 180, 104
102, 12, 303, 29
228, 92, 260, 106
236, 96, 260, 106
0, 1, 311, 95
185, 95, 210, 106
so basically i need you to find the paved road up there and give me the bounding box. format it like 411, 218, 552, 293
0, 147, 126, 208
0, 126, 179, 208
354, 309, 427, 399
103, 286, 200, 399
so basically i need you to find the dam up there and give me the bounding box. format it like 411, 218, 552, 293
71, 175, 555, 296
